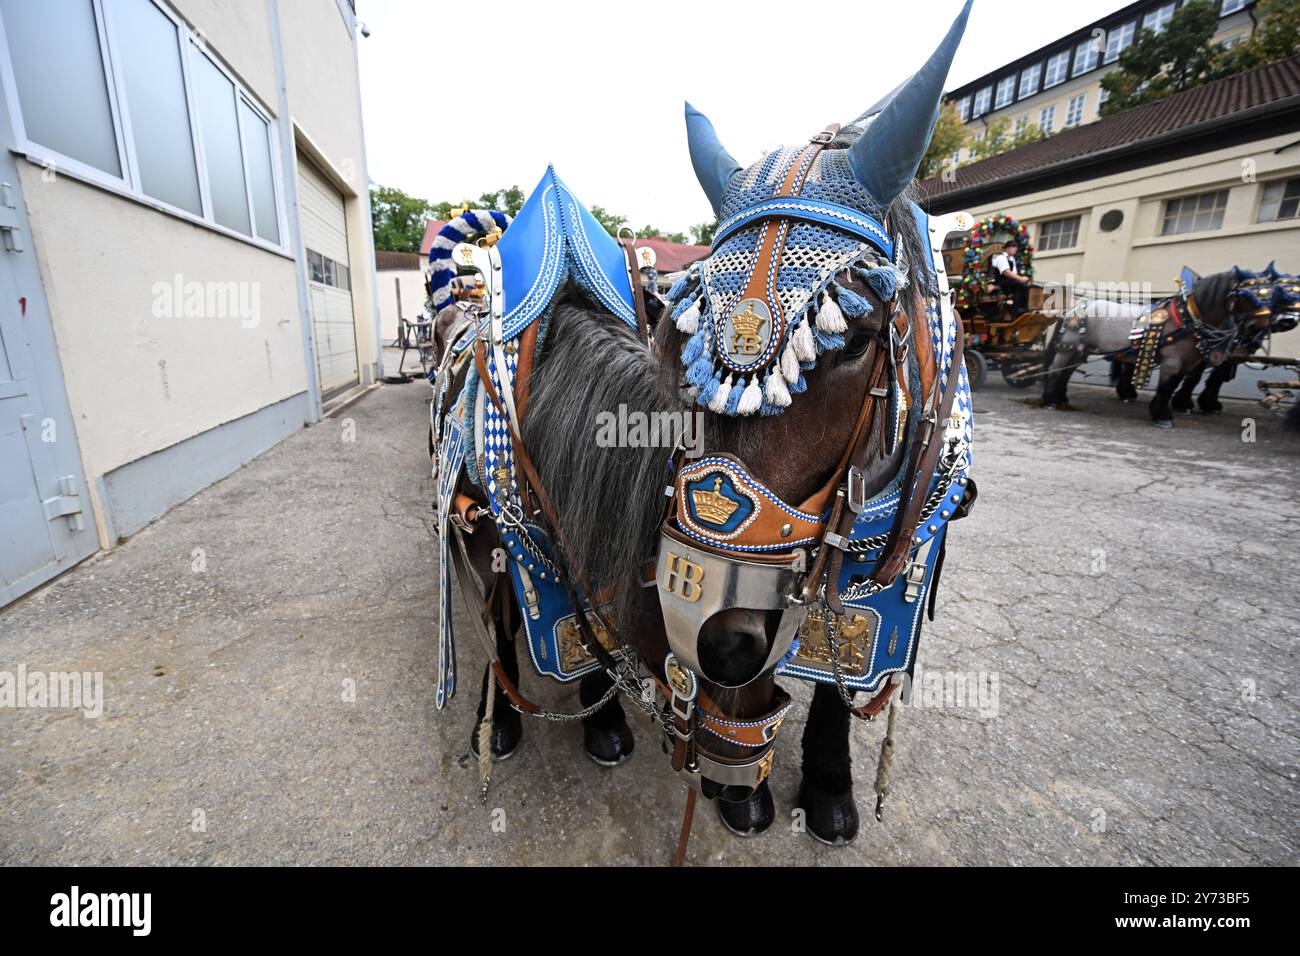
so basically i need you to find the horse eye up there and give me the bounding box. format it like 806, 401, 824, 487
842, 332, 873, 359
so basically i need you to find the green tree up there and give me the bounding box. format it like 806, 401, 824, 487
635, 225, 689, 243
966, 117, 1047, 164
1101, 0, 1223, 115
919, 100, 970, 180
588, 204, 628, 235
370, 184, 433, 253
475, 185, 526, 217
1213, 0, 1300, 75
690, 221, 716, 246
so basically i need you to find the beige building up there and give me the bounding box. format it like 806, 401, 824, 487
0, 0, 380, 606
921, 54, 1300, 393
945, 0, 1261, 163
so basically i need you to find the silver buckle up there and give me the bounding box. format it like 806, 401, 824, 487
902, 560, 927, 603
847, 466, 867, 513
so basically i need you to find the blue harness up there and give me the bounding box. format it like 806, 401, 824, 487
434, 165, 973, 706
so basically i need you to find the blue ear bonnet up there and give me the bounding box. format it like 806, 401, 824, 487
664, 146, 911, 417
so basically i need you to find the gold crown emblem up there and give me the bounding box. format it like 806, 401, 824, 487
730, 303, 767, 356
692, 476, 740, 526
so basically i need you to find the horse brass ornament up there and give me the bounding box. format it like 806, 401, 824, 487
725, 298, 771, 361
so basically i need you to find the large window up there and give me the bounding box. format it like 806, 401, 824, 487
955, 96, 971, 122
1220, 0, 1247, 13
1105, 21, 1137, 63
972, 86, 992, 117
1258, 178, 1300, 223
995, 76, 1015, 110
1019, 65, 1040, 99
1162, 190, 1229, 235
1037, 216, 1081, 252
0, 0, 284, 250
1044, 50, 1071, 88
1142, 3, 1175, 34
1073, 38, 1100, 76
1066, 93, 1087, 127
1039, 105, 1056, 134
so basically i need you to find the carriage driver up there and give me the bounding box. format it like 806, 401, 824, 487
990, 240, 1031, 316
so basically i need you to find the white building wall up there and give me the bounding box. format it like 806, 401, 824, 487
376, 270, 427, 345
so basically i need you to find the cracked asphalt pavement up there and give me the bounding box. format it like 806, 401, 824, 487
1, 364, 1297, 865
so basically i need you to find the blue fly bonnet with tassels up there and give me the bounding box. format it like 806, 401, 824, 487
663, 0, 974, 418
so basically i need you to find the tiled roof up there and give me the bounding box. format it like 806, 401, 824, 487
375, 250, 422, 271
920, 55, 1300, 207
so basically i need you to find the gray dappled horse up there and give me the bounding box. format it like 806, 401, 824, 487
1041, 270, 1277, 427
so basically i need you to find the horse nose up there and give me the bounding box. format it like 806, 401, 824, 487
698, 612, 771, 687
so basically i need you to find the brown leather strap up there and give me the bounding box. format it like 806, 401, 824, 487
620, 238, 653, 345
851, 678, 897, 721
871, 317, 965, 586
672, 787, 697, 867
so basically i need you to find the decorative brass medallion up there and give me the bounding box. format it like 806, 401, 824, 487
723, 297, 772, 364
557, 614, 620, 671
795, 609, 872, 673
665, 657, 692, 696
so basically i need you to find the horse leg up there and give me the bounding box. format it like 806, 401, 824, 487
1040, 336, 1077, 408
579, 669, 635, 766
795, 683, 859, 846
1172, 363, 1203, 414
472, 581, 524, 760
1197, 364, 1227, 414
1150, 370, 1180, 428
1114, 361, 1139, 402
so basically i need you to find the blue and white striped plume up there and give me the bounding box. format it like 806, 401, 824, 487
427, 208, 512, 313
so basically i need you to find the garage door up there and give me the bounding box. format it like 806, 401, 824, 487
297, 153, 358, 397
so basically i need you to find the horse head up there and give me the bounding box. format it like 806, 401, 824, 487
659, 0, 973, 693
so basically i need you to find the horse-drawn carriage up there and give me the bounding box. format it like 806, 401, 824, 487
942, 213, 1056, 390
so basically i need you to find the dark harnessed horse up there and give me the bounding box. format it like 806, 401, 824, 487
431, 0, 980, 859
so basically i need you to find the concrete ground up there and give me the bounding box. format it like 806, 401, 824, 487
1, 356, 1297, 866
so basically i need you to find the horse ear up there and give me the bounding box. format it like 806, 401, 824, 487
685, 102, 743, 215
848, 0, 974, 206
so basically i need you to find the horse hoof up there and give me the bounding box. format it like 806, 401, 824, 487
1043, 403, 1056, 410
1153, 420, 1174, 429
470, 707, 522, 761
796, 782, 859, 846
1174, 406, 1193, 416
718, 779, 775, 837
584, 720, 635, 767
1199, 406, 1223, 415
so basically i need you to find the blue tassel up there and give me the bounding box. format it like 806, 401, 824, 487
681, 328, 706, 366
760, 399, 781, 416
865, 267, 900, 301
698, 369, 722, 406
724, 377, 743, 415
672, 292, 698, 321
685, 355, 714, 389
799, 359, 816, 371
814, 328, 845, 352
836, 285, 873, 319
667, 274, 690, 302
788, 374, 808, 395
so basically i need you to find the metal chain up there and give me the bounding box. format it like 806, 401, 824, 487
822, 606, 861, 710
845, 448, 966, 555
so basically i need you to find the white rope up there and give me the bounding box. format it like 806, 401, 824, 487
479, 669, 494, 802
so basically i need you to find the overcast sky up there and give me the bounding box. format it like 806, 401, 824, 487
357, 0, 1123, 235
